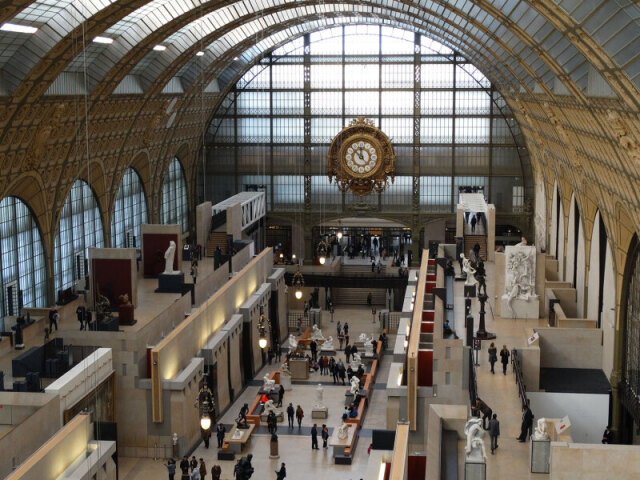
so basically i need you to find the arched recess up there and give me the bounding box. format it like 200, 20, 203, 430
550, 182, 566, 281
53, 179, 105, 295
619, 233, 640, 442
111, 167, 148, 249
587, 211, 616, 378
566, 194, 586, 316
550, 181, 559, 257
0, 196, 48, 330
161, 157, 189, 234
534, 171, 547, 253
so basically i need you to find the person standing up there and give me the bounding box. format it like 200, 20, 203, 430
321, 424, 329, 448
166, 458, 176, 480
488, 414, 500, 454
345, 344, 352, 363
472, 398, 493, 430
191, 261, 198, 285
331, 359, 339, 384
336, 321, 341, 337
201, 427, 211, 448
343, 322, 349, 336
277, 384, 285, 407
275, 343, 282, 362
488, 343, 497, 374
275, 462, 287, 480
602, 425, 613, 444
287, 403, 295, 428
199, 459, 207, 480
267, 411, 277, 435
49, 306, 59, 332
76, 305, 86, 330
311, 424, 319, 450
216, 423, 226, 448
179, 456, 189, 480
500, 345, 510, 375
310, 340, 317, 362
296, 405, 304, 428
297, 317, 303, 336
517, 405, 534, 442
367, 292, 372, 306
338, 361, 346, 385
190, 456, 198, 472
211, 464, 221, 480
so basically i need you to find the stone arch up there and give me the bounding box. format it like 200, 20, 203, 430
566, 193, 586, 316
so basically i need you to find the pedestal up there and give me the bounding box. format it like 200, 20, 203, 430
312, 406, 328, 419
280, 374, 292, 391
269, 434, 279, 459
530, 439, 551, 473
344, 392, 355, 406
464, 451, 486, 480
156, 272, 185, 293
464, 285, 477, 298
260, 411, 284, 423
500, 296, 539, 319
289, 359, 309, 380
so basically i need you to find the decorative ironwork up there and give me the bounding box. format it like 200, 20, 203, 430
327, 117, 396, 197
257, 305, 271, 349
292, 267, 305, 299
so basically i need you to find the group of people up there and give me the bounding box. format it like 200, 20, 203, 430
167, 456, 213, 480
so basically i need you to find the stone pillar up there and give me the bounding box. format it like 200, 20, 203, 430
487, 204, 496, 261
195, 201, 212, 249
226, 203, 242, 240
456, 204, 464, 238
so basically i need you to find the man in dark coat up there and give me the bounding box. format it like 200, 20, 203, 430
471, 397, 493, 430
216, 423, 226, 448
311, 424, 319, 450
235, 454, 254, 480
517, 405, 534, 442
488, 414, 500, 454
500, 345, 510, 375
286, 403, 295, 428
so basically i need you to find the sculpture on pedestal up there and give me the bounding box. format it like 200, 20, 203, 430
287, 334, 298, 349
337, 422, 349, 440
474, 258, 487, 296
349, 376, 360, 395
532, 418, 549, 441
163, 241, 179, 274
236, 403, 250, 429
364, 339, 374, 356
262, 373, 276, 392
358, 333, 368, 344
95, 294, 113, 324
351, 352, 362, 369
464, 418, 487, 461
314, 384, 325, 408
320, 336, 334, 351
263, 399, 282, 416
502, 245, 538, 317
311, 324, 325, 341
461, 254, 476, 286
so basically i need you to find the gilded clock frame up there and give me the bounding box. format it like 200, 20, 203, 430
327, 117, 396, 197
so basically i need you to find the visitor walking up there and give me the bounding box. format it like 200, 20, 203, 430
500, 345, 510, 375
287, 403, 295, 428
602, 425, 613, 444
49, 306, 59, 332
211, 464, 221, 480
338, 332, 345, 350
338, 361, 346, 385
216, 423, 226, 448
310, 339, 317, 361
166, 459, 176, 480
267, 411, 277, 435
275, 462, 287, 480
517, 405, 534, 442
277, 384, 285, 407
322, 424, 329, 448
199, 459, 207, 480
296, 405, 304, 428
367, 292, 372, 307
488, 342, 497, 374
336, 321, 341, 337
311, 424, 319, 449
345, 344, 352, 363
488, 414, 500, 454
343, 322, 349, 336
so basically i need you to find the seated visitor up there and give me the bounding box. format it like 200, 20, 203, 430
349, 407, 358, 418
443, 319, 453, 335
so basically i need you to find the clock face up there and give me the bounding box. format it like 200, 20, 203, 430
342, 138, 381, 177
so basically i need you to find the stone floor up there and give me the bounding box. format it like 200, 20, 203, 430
120, 304, 393, 480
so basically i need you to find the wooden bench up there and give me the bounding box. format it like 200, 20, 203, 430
296, 327, 312, 348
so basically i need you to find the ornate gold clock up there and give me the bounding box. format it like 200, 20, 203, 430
328, 117, 395, 196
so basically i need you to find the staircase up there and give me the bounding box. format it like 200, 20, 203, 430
463, 235, 487, 260
332, 288, 386, 306
206, 232, 229, 257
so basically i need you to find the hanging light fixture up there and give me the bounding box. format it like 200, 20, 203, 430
292, 267, 305, 299
195, 383, 214, 430
257, 305, 271, 349
317, 238, 328, 265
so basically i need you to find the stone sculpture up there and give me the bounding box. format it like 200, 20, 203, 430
288, 334, 298, 349
532, 418, 549, 441
364, 339, 374, 356
163, 241, 179, 274
311, 324, 325, 341
351, 352, 362, 369
461, 253, 476, 286
535, 210, 546, 252
262, 373, 275, 392
337, 422, 350, 440
320, 336, 334, 350
501, 245, 538, 318
464, 417, 487, 461
314, 384, 325, 408
262, 399, 281, 415
349, 376, 360, 395
358, 332, 368, 343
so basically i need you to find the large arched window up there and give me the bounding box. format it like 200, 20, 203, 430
0, 197, 47, 329
206, 26, 530, 215
54, 180, 104, 294
161, 158, 189, 233
622, 235, 640, 430
111, 168, 148, 248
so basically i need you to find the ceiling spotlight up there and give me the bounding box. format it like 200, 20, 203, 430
93, 36, 114, 44
1, 23, 38, 34
196, 51, 205, 56
233, 56, 239, 61
153, 45, 167, 51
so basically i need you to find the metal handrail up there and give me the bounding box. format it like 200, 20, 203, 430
469, 348, 478, 409
511, 349, 529, 409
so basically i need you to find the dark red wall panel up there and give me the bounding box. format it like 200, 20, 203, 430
91, 258, 132, 307
408, 455, 427, 479
421, 322, 434, 333
143, 233, 180, 276
418, 350, 433, 386
422, 311, 434, 321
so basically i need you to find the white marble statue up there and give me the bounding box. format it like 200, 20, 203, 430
337, 422, 350, 440
351, 352, 362, 369
288, 334, 298, 349
532, 418, 549, 441
163, 241, 179, 274
535, 211, 547, 252
515, 236, 528, 247
263, 399, 281, 415
262, 373, 275, 392
280, 363, 291, 376
464, 417, 487, 461
314, 384, 325, 408
349, 376, 360, 395
358, 333, 368, 344
461, 253, 476, 286
320, 336, 335, 351
232, 429, 244, 440
502, 245, 538, 317
311, 324, 325, 341
364, 336, 374, 356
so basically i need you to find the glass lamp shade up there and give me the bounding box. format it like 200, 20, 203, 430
337, 232, 343, 240
200, 415, 212, 431
295, 289, 303, 300
319, 256, 326, 265
259, 337, 268, 349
